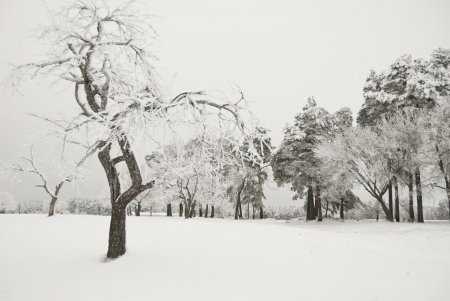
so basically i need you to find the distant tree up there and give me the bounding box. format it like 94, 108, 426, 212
272, 97, 334, 221
12, 147, 73, 216
227, 127, 272, 220
273, 98, 354, 221
427, 101, 450, 220
357, 49, 450, 222
318, 127, 393, 220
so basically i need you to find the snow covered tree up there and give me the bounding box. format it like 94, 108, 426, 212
226, 127, 272, 220
14, 1, 260, 258
272, 98, 353, 221
272, 97, 334, 221
318, 127, 394, 220
357, 49, 450, 222
426, 101, 450, 220
12, 147, 73, 217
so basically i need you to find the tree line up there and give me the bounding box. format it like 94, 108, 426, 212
272, 49, 450, 223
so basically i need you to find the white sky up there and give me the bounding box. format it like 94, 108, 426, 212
0, 0, 449, 205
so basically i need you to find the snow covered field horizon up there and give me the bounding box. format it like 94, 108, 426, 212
1, 214, 449, 301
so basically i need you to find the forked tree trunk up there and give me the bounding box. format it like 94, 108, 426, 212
210, 205, 215, 218
48, 197, 57, 217
98, 139, 154, 259
377, 196, 393, 221
107, 205, 127, 258
393, 176, 400, 222
315, 186, 322, 222
340, 198, 344, 220
415, 167, 424, 223
179, 203, 183, 217
408, 172, 415, 222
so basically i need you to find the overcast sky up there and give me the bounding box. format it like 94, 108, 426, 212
1, 0, 449, 205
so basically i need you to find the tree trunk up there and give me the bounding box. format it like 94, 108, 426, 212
190, 202, 196, 218
247, 202, 250, 219
259, 207, 264, 219
235, 199, 243, 220
167, 203, 172, 216
205, 204, 209, 218
408, 172, 415, 222
199, 204, 203, 217
184, 202, 190, 219
393, 176, 400, 222
439, 170, 450, 221
446, 177, 450, 221
210, 205, 215, 218
179, 203, 183, 217
325, 200, 329, 218
107, 205, 127, 259
315, 186, 322, 222
388, 180, 393, 219
48, 197, 57, 217
135, 202, 141, 216
415, 167, 424, 223
340, 198, 344, 220
306, 185, 315, 221
235, 179, 245, 220
252, 205, 255, 219
377, 196, 393, 221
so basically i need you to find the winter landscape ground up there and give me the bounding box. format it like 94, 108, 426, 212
1, 214, 449, 301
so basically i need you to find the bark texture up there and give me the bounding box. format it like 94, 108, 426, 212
415, 168, 424, 223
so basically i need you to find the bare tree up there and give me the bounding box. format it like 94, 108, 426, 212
13, 147, 72, 216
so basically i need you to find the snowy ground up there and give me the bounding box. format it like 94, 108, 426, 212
1, 215, 449, 301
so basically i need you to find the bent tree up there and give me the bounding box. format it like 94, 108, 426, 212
15, 1, 255, 258
13, 147, 72, 217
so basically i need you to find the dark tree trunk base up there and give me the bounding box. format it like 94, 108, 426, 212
48, 197, 57, 217
415, 168, 424, 223
107, 206, 127, 259
408, 172, 415, 222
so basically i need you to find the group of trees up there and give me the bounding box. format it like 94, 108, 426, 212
8, 0, 450, 260
271, 97, 358, 221
274, 49, 450, 223
144, 127, 272, 220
